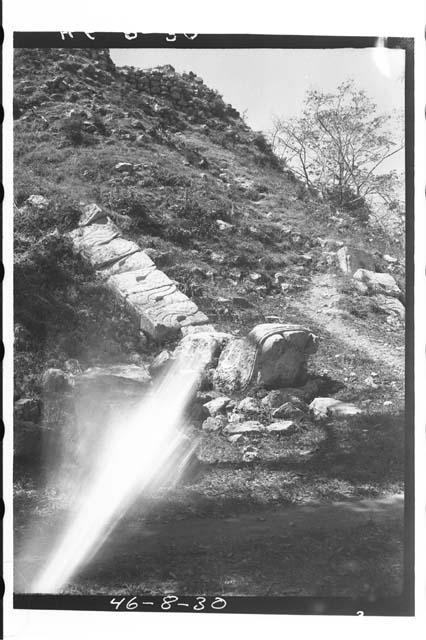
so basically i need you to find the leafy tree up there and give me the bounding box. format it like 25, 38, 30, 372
271, 80, 404, 220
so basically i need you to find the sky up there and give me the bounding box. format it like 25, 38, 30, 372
110, 47, 405, 173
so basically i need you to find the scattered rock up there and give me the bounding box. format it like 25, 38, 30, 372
64, 359, 82, 375
309, 397, 362, 418
203, 396, 230, 417
224, 420, 264, 435
353, 280, 369, 295
236, 397, 262, 417
383, 254, 398, 264
227, 434, 242, 444
26, 194, 49, 209
271, 402, 305, 420
373, 294, 405, 319
265, 421, 297, 434
364, 376, 379, 389
202, 415, 227, 432
242, 445, 260, 462
261, 381, 319, 407
114, 162, 134, 172
216, 219, 233, 231
353, 269, 401, 298
210, 251, 226, 264
228, 412, 244, 423
249, 272, 263, 284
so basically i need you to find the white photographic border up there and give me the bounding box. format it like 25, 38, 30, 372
2, 1, 425, 638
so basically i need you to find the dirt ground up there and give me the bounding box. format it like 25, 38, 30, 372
15, 489, 404, 599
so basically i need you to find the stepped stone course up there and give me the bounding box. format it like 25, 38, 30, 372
68, 205, 209, 339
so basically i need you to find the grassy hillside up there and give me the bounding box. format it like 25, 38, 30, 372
13, 47, 407, 599
13, 48, 404, 401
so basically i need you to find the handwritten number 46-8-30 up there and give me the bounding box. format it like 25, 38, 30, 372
110, 596, 227, 611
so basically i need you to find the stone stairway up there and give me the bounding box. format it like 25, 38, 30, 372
68, 203, 210, 340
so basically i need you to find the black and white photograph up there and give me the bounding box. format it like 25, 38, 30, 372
3, 5, 423, 632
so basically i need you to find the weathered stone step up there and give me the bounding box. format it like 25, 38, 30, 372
69, 204, 210, 339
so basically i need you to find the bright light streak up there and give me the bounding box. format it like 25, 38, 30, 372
373, 37, 391, 79
32, 352, 203, 594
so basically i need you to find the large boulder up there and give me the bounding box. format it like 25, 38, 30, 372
213, 324, 318, 394
353, 269, 401, 298
336, 246, 376, 275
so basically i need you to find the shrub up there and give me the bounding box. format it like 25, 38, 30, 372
93, 113, 108, 136
61, 115, 85, 144
165, 189, 218, 245
103, 185, 164, 235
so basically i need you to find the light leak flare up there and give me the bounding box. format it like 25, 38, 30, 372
32, 352, 203, 594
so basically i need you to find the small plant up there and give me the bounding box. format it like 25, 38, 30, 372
93, 113, 108, 136
62, 115, 85, 145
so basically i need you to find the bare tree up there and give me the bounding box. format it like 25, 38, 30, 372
271, 80, 404, 217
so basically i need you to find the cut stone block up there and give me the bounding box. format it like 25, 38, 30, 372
129, 297, 209, 339
107, 267, 174, 300
214, 323, 318, 394
100, 251, 155, 277
69, 220, 121, 250
81, 237, 141, 269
